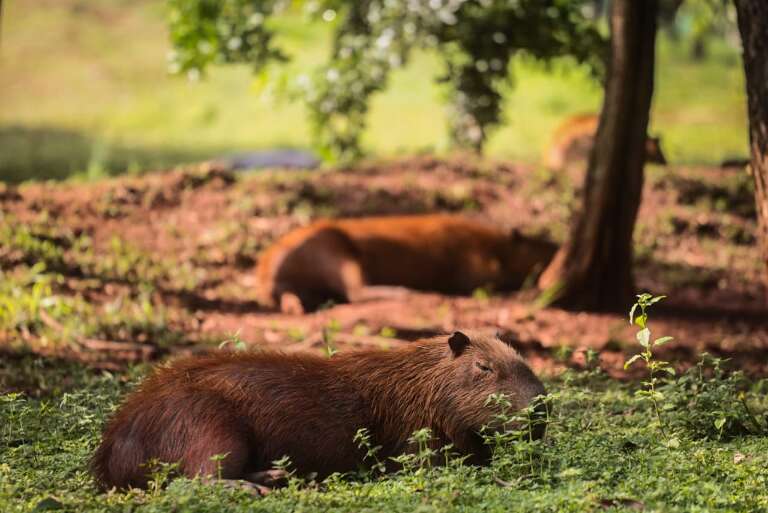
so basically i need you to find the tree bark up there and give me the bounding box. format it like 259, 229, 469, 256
538, 0, 659, 311
734, 0, 768, 298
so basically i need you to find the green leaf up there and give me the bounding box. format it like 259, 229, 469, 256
624, 354, 643, 370
653, 336, 674, 347
714, 417, 726, 430
634, 313, 647, 329
628, 302, 639, 325
636, 327, 650, 348
662, 366, 676, 376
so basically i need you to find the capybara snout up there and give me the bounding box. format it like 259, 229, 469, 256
448, 331, 548, 440
91, 330, 546, 490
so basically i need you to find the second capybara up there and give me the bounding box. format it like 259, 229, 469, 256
545, 113, 667, 171
255, 214, 558, 312
91, 331, 546, 491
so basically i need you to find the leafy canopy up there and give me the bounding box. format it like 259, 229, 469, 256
168, 0, 605, 161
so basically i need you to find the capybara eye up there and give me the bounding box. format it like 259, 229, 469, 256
476, 362, 493, 373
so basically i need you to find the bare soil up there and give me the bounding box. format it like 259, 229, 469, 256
2, 156, 766, 378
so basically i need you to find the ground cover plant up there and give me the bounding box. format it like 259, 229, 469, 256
2, 326, 768, 512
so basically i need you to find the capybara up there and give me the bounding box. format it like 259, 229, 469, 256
255, 214, 558, 312
545, 113, 667, 171
91, 331, 546, 491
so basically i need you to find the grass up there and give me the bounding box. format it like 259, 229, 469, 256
2, 353, 767, 513
0, 1, 749, 182
0, 215, 200, 356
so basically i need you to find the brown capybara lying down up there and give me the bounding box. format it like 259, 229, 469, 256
255, 214, 558, 312
91, 331, 546, 491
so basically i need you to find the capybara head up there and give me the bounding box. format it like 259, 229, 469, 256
501, 230, 559, 286
441, 331, 547, 439
645, 136, 667, 165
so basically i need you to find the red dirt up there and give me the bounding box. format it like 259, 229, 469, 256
2, 156, 767, 378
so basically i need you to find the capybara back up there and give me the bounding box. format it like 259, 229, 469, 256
256, 215, 557, 312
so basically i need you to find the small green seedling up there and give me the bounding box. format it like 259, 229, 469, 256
353, 428, 386, 477
625, 293, 675, 441
323, 319, 341, 357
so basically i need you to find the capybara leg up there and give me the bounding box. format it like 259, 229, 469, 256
178, 414, 252, 481
271, 226, 364, 311
244, 469, 290, 487
279, 292, 305, 314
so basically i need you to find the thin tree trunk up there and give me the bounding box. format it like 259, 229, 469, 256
538, 0, 659, 311
734, 0, 768, 298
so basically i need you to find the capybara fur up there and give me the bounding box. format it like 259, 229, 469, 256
255, 214, 558, 312
545, 113, 667, 171
91, 331, 546, 490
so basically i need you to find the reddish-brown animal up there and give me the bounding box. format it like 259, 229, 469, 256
255, 215, 558, 312
545, 113, 667, 171
91, 331, 546, 490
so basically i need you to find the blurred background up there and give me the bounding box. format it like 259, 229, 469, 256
0, 0, 749, 183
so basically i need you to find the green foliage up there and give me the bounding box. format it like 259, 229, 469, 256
3, 358, 768, 512
0, 215, 78, 272
625, 293, 768, 445
0, 264, 76, 340
0, 263, 189, 352
661, 355, 768, 441
168, 0, 605, 161
661, 0, 737, 59
481, 392, 551, 479
167, 0, 287, 78
353, 427, 386, 476
0, 216, 197, 354
3, 2, 748, 181
625, 293, 675, 439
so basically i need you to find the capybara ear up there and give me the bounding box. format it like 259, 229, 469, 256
448, 331, 471, 357
495, 329, 520, 349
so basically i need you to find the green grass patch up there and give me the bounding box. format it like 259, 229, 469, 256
0, 216, 200, 354
2, 353, 767, 513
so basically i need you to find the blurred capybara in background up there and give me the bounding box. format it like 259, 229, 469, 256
91, 331, 547, 491
255, 214, 558, 313
545, 113, 667, 171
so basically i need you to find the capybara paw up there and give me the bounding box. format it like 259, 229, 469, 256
279, 293, 305, 315
245, 469, 289, 487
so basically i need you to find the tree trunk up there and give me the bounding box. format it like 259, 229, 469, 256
734, 0, 768, 297
538, 0, 659, 311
